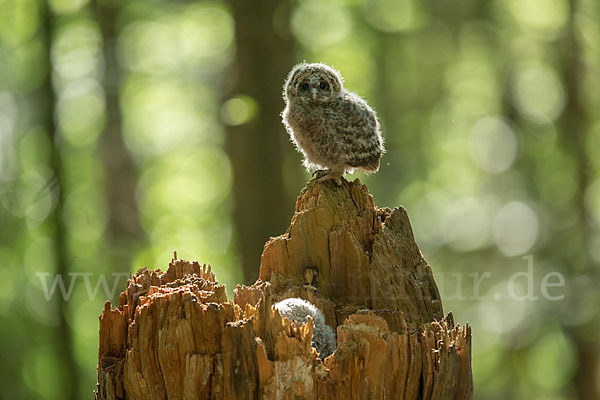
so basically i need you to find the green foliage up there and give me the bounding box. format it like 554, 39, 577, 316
0, 0, 598, 398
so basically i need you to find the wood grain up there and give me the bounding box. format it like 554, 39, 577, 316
96, 178, 473, 399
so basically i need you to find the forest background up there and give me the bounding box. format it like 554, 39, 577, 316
0, 0, 598, 398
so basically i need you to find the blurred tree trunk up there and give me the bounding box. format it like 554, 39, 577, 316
94, 0, 144, 282
40, 1, 79, 399
225, 0, 294, 283
560, 1, 599, 398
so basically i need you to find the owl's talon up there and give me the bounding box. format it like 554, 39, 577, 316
312, 169, 328, 179
316, 172, 343, 186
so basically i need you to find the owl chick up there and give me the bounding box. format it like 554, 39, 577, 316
282, 63, 384, 185
274, 297, 337, 359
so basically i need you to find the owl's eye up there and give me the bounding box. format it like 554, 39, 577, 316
320, 82, 328, 90
301, 83, 309, 91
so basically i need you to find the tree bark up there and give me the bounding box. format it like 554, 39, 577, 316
96, 178, 473, 399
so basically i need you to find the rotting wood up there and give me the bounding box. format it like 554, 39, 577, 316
96, 178, 473, 399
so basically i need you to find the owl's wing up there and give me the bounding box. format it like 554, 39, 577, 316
332, 93, 384, 171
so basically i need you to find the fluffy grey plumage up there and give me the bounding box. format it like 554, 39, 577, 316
282, 63, 385, 185
274, 298, 337, 359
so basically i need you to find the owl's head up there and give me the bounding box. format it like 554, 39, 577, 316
284, 63, 343, 104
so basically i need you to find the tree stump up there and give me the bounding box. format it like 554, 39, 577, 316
96, 178, 473, 399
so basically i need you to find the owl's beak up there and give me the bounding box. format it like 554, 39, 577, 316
311, 88, 318, 102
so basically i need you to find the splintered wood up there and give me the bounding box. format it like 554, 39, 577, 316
96, 179, 473, 399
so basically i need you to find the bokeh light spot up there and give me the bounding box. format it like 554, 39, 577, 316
138, 147, 232, 218
507, 0, 568, 40
526, 328, 576, 390
0, 0, 39, 47
493, 201, 539, 256
443, 196, 493, 252
49, 0, 88, 15
478, 284, 528, 334
364, 0, 427, 33
308, 38, 375, 97
511, 62, 565, 123
119, 21, 182, 74
221, 96, 258, 126
291, 0, 351, 50
469, 117, 518, 174
122, 78, 215, 157
52, 21, 101, 83
180, 4, 234, 61
57, 79, 106, 147
9, 38, 48, 91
